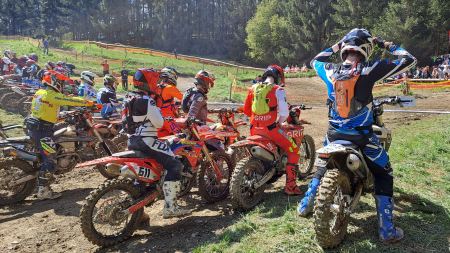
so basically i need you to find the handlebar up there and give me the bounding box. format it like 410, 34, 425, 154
289, 104, 312, 110
373, 96, 413, 106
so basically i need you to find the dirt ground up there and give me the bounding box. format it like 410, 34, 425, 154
0, 77, 449, 253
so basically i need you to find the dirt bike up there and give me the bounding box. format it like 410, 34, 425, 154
229, 104, 315, 211
0, 120, 24, 139
0, 107, 118, 205
312, 96, 415, 248
207, 108, 248, 166
77, 120, 234, 247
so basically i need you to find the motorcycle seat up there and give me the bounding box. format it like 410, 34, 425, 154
112, 150, 148, 158
330, 140, 358, 149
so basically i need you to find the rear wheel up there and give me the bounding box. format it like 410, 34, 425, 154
0, 158, 37, 205
313, 169, 352, 248
230, 157, 266, 211
197, 151, 233, 203
80, 178, 145, 247
298, 134, 316, 178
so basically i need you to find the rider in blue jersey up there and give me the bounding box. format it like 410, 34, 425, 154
297, 28, 416, 243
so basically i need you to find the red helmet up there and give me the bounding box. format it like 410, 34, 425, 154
195, 70, 215, 93
42, 73, 63, 93
133, 68, 160, 93
262, 65, 285, 86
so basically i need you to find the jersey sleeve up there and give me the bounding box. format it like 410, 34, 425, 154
310, 47, 338, 101
166, 85, 183, 100
367, 44, 417, 82
147, 99, 164, 128
243, 88, 253, 117
276, 87, 289, 123
51, 93, 90, 107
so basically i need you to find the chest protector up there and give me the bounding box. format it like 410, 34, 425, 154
250, 83, 278, 127
332, 74, 362, 118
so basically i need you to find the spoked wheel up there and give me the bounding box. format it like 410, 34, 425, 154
0, 92, 23, 113
178, 162, 196, 197
95, 140, 120, 179
230, 146, 249, 168
0, 158, 37, 205
17, 96, 32, 117
197, 150, 233, 203
80, 178, 145, 247
112, 133, 128, 152
313, 169, 352, 248
230, 157, 267, 211
298, 134, 316, 178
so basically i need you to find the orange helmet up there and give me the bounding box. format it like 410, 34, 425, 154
195, 70, 215, 93
262, 65, 285, 86
42, 73, 62, 93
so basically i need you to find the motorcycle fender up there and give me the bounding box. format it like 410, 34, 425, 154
316, 144, 347, 155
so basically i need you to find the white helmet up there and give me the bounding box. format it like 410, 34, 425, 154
80, 71, 96, 86
340, 28, 374, 62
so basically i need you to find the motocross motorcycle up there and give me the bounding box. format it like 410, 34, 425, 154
207, 108, 248, 166
229, 104, 316, 211
312, 96, 414, 248
77, 120, 234, 247
0, 107, 118, 205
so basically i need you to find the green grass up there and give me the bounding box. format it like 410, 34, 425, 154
194, 115, 450, 253
0, 38, 260, 101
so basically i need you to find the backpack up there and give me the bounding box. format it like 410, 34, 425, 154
121, 93, 141, 134
181, 87, 196, 113
251, 83, 275, 115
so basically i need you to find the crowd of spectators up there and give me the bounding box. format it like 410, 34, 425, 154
392, 54, 450, 80
284, 63, 309, 73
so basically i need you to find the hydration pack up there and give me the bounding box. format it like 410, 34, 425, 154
251, 82, 275, 115
181, 87, 197, 113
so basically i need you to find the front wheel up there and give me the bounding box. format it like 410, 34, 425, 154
197, 150, 233, 203
313, 169, 352, 248
0, 158, 37, 205
298, 134, 316, 178
230, 157, 266, 211
79, 178, 144, 247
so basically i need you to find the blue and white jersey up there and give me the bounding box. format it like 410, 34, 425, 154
78, 82, 97, 101
311, 44, 416, 134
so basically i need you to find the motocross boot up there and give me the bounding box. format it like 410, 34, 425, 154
375, 195, 404, 243
284, 164, 302, 195
297, 177, 320, 216
162, 181, 191, 219
36, 172, 61, 200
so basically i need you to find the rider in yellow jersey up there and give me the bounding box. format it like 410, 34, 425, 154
26, 74, 94, 200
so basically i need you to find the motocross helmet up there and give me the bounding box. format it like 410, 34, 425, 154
80, 71, 96, 86
42, 74, 63, 93
46, 61, 56, 70
261, 64, 285, 86
26, 59, 36, 67
103, 74, 118, 91
195, 70, 215, 93
133, 68, 160, 93
340, 28, 374, 62
3, 50, 12, 59
28, 53, 38, 62
160, 66, 179, 86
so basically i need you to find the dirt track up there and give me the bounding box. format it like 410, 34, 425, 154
0, 77, 448, 253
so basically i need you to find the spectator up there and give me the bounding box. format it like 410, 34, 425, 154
301, 63, 308, 72
284, 65, 290, 73
43, 38, 49, 55
173, 48, 178, 59
101, 59, 110, 76
120, 68, 129, 91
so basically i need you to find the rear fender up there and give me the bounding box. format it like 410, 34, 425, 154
121, 162, 162, 183
76, 156, 159, 169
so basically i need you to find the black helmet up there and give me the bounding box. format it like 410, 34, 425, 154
28, 53, 38, 62
261, 65, 285, 85
340, 28, 374, 61
195, 70, 215, 93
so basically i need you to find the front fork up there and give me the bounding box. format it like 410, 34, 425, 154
86, 118, 112, 156
191, 126, 224, 181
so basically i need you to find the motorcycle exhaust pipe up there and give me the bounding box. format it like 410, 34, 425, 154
250, 146, 274, 162
105, 163, 122, 177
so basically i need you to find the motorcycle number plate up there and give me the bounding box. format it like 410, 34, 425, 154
398, 96, 416, 107
138, 167, 155, 179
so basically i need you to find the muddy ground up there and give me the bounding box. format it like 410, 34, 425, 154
0, 77, 448, 253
